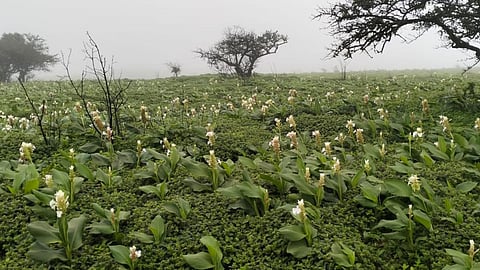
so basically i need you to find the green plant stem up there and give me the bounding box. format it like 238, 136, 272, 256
407, 218, 414, 248
212, 168, 218, 190
252, 200, 260, 217
58, 216, 71, 261
304, 219, 313, 247
336, 174, 343, 202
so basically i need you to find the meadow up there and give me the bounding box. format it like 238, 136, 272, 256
1, 71, 480, 269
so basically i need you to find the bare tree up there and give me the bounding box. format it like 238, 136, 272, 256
315, 0, 480, 72
195, 26, 288, 78
166, 62, 181, 77
62, 33, 131, 138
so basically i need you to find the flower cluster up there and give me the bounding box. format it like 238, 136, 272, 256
412, 127, 423, 139
19, 142, 35, 163
407, 174, 421, 192
439, 115, 451, 133
269, 136, 281, 156
354, 128, 365, 144
286, 115, 296, 129
205, 123, 215, 146
49, 190, 69, 218
129, 245, 142, 261
312, 130, 321, 146
286, 131, 298, 149
291, 199, 306, 222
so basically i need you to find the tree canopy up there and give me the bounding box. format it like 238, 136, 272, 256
195, 26, 288, 78
315, 0, 480, 70
0, 33, 57, 82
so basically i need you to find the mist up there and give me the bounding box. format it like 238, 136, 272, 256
2, 0, 470, 80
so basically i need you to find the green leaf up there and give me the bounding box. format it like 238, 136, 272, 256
278, 225, 306, 241
150, 215, 166, 242
90, 222, 114, 235
389, 162, 414, 174
91, 153, 111, 167
384, 179, 412, 197
27, 221, 60, 244
183, 252, 214, 269
24, 177, 39, 194
200, 236, 223, 267
453, 133, 469, 149
130, 232, 154, 244
68, 215, 87, 250
92, 203, 107, 218
445, 249, 470, 267
75, 163, 94, 181
420, 150, 435, 167
422, 142, 449, 160
52, 169, 69, 191
27, 241, 67, 262
286, 239, 311, 258
330, 242, 355, 267
238, 156, 257, 170
456, 181, 478, 193
183, 177, 212, 192
79, 142, 102, 153
413, 209, 433, 231
109, 245, 131, 266
181, 158, 211, 178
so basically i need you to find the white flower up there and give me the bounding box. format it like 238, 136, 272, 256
49, 190, 69, 218
129, 245, 142, 260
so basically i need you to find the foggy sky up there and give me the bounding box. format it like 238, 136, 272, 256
2, 0, 471, 79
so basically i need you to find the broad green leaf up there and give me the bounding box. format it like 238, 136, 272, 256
453, 133, 469, 149
389, 162, 414, 174
456, 181, 478, 193
183, 252, 214, 269
24, 178, 39, 194
384, 179, 412, 197
79, 142, 102, 153
91, 153, 111, 167
354, 195, 378, 208
292, 178, 315, 196
351, 169, 364, 188
359, 182, 380, 203
68, 215, 87, 250
89, 222, 114, 235
109, 245, 131, 266
200, 236, 223, 266
278, 225, 306, 241
445, 249, 470, 267
75, 163, 94, 180
27, 241, 67, 262
181, 158, 210, 178
27, 221, 60, 244
422, 142, 449, 160
52, 169, 69, 191
420, 150, 435, 167
413, 210, 433, 231
130, 232, 154, 244
374, 219, 406, 231
92, 203, 107, 218
150, 215, 166, 242
237, 156, 257, 170
286, 239, 311, 258
183, 177, 212, 192
330, 242, 355, 267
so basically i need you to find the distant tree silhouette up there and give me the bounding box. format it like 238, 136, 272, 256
0, 33, 57, 82
316, 0, 480, 72
166, 62, 181, 77
195, 26, 288, 78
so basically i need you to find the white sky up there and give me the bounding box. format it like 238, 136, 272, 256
2, 0, 471, 79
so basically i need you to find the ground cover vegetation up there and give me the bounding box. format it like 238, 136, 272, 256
1, 72, 480, 269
